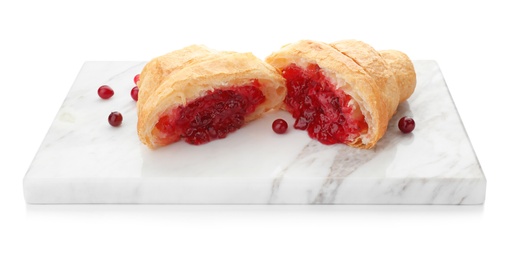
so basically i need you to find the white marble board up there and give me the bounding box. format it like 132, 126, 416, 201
23, 61, 486, 204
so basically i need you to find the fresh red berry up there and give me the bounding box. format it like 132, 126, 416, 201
98, 85, 114, 99
398, 116, 415, 133
131, 86, 139, 101
134, 74, 140, 84
108, 112, 123, 127
272, 119, 288, 134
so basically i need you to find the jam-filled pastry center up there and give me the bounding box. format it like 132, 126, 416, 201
282, 63, 368, 145
155, 80, 266, 145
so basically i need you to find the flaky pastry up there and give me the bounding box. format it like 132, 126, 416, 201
137, 45, 286, 149
266, 40, 416, 148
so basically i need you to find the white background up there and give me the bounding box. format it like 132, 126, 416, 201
1, 0, 507, 259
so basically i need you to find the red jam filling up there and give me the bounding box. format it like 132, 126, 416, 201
155, 80, 265, 145
282, 63, 368, 145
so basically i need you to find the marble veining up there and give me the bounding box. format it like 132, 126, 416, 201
23, 61, 486, 204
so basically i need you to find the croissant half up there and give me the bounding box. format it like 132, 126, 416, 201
137, 45, 286, 149
266, 40, 416, 148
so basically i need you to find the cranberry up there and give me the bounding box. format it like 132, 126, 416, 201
272, 119, 288, 134
108, 111, 123, 127
131, 86, 139, 101
134, 74, 140, 84
98, 85, 114, 99
398, 116, 415, 133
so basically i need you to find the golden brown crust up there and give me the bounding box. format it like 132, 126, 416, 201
266, 39, 416, 148
330, 40, 399, 123
137, 46, 286, 149
379, 50, 416, 102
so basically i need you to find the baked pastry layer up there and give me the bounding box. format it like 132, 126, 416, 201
266, 40, 416, 148
137, 45, 286, 149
